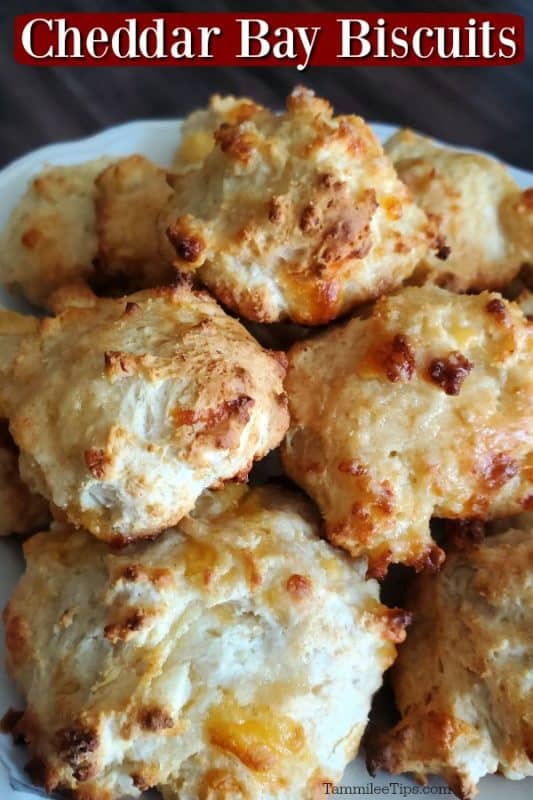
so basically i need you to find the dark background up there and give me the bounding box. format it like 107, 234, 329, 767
1, 1, 531, 169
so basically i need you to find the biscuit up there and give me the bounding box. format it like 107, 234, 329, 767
172, 94, 263, 172
94, 155, 176, 292
282, 286, 533, 577
0, 421, 49, 536
0, 284, 288, 542
3, 484, 408, 800
367, 526, 533, 798
161, 87, 432, 324
386, 129, 532, 291
0, 159, 110, 309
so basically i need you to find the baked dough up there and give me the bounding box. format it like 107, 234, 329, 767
3, 484, 408, 800
0, 421, 49, 536
367, 526, 533, 798
282, 286, 533, 577
386, 129, 532, 291
94, 155, 176, 292
161, 87, 432, 325
172, 94, 263, 172
0, 159, 110, 309
0, 284, 288, 542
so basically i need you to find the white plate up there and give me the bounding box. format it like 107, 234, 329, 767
0, 120, 531, 800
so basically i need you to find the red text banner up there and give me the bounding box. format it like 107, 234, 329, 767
14, 13, 525, 69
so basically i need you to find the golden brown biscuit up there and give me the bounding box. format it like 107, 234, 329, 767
0, 159, 110, 309
386, 129, 532, 292
161, 87, 432, 325
172, 94, 263, 172
94, 155, 176, 292
282, 286, 533, 577
367, 526, 533, 798
0, 421, 49, 536
3, 484, 407, 800
0, 284, 288, 543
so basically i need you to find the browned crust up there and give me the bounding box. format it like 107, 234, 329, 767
286, 573, 313, 601
55, 725, 99, 781
366, 712, 475, 799
137, 707, 174, 731
427, 352, 473, 396
103, 610, 147, 642
163, 88, 431, 325
382, 334, 415, 383
84, 448, 110, 480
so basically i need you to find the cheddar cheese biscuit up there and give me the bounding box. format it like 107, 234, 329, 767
386, 129, 532, 291
282, 286, 533, 576
368, 526, 533, 798
0, 285, 288, 542
4, 484, 407, 800
162, 87, 432, 324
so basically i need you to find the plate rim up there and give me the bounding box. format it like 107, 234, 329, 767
1, 117, 532, 186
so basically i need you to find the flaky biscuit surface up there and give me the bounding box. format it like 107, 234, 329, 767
172, 94, 264, 172
0, 285, 288, 542
367, 526, 533, 798
386, 129, 532, 292
3, 485, 406, 800
282, 286, 533, 576
162, 87, 432, 324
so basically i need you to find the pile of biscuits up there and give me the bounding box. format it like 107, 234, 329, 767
0, 87, 531, 800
